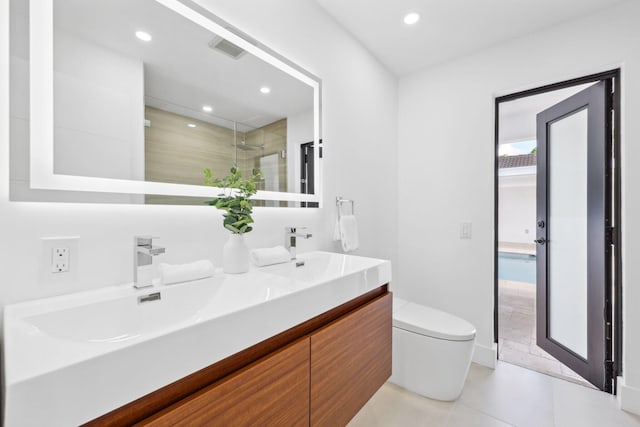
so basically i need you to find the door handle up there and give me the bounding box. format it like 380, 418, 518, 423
534, 238, 547, 245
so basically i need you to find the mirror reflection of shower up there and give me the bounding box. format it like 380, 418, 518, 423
143, 99, 288, 204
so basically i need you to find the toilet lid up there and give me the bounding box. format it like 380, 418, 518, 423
393, 298, 476, 341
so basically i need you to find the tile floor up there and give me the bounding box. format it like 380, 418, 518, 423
348, 362, 640, 427
498, 279, 589, 387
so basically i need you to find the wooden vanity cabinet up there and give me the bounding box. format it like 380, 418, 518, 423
137, 337, 310, 426
310, 292, 392, 426
86, 287, 391, 427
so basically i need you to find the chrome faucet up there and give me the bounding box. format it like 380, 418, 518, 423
134, 236, 165, 289
285, 227, 312, 260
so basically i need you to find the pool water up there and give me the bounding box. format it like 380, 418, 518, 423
498, 252, 536, 284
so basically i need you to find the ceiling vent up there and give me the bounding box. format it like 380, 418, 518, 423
208, 36, 247, 59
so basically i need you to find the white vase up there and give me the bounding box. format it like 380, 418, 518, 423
223, 233, 250, 274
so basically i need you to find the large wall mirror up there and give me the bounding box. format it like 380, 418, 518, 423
10, 0, 321, 206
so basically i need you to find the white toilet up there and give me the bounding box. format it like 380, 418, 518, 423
390, 297, 476, 401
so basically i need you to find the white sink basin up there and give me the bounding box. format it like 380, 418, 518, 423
260, 251, 385, 285
3, 251, 391, 426
22, 274, 295, 344
25, 279, 218, 343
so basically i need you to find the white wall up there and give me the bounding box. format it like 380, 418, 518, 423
0, 0, 397, 311
397, 0, 640, 412
498, 184, 535, 245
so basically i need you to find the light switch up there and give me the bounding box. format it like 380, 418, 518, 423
460, 222, 472, 239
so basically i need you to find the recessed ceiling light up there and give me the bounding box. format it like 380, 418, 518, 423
403, 13, 420, 25
135, 31, 152, 42
202, 105, 213, 113
260, 86, 271, 94
187, 123, 197, 128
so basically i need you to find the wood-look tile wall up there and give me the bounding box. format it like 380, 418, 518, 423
144, 107, 287, 205
144, 106, 236, 187
240, 118, 288, 193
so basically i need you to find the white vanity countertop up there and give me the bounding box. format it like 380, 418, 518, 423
3, 251, 391, 426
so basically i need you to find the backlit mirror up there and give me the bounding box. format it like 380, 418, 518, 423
13, 0, 321, 206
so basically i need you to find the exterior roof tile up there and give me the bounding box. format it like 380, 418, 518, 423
499, 153, 536, 169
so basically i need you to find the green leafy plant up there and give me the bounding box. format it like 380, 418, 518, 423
204, 166, 263, 234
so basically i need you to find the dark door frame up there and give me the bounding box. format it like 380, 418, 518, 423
493, 69, 622, 393
300, 140, 319, 208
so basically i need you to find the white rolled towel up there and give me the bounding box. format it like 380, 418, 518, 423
251, 246, 291, 267
158, 260, 215, 285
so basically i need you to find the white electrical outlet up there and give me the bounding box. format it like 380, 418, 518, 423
41, 237, 79, 281
51, 247, 70, 273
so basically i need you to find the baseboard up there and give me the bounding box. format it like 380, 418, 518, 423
472, 342, 497, 369
617, 376, 640, 416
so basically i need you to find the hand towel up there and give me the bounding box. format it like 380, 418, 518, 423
251, 245, 291, 267
333, 218, 341, 241
334, 201, 353, 241
158, 260, 215, 285
339, 215, 359, 252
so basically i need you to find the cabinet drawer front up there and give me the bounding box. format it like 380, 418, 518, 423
310, 293, 392, 427
139, 338, 310, 427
